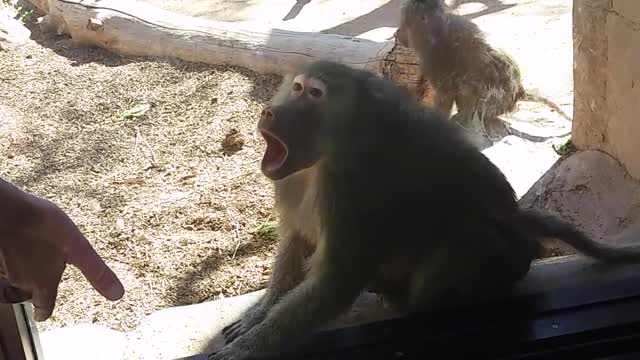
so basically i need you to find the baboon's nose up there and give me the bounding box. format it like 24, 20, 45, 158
261, 108, 274, 123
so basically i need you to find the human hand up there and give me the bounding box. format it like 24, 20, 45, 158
0, 183, 124, 321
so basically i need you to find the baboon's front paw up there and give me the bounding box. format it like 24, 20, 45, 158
224, 318, 257, 344
222, 313, 263, 344
222, 319, 240, 337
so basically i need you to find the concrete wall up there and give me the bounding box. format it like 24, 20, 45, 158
572, 0, 640, 179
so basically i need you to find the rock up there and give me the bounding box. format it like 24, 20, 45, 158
520, 150, 640, 255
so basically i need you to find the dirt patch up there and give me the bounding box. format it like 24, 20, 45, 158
0, 23, 282, 332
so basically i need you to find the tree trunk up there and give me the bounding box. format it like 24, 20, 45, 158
28, 0, 431, 102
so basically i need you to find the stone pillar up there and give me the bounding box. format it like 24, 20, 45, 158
572, 0, 640, 179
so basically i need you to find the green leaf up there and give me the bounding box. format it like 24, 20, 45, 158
253, 222, 278, 241
116, 103, 151, 122
553, 138, 573, 156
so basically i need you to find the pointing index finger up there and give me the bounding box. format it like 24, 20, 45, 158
63, 221, 125, 301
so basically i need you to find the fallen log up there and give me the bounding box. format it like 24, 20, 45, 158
27, 0, 431, 101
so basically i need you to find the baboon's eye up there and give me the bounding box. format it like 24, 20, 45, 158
293, 82, 303, 92
309, 88, 323, 98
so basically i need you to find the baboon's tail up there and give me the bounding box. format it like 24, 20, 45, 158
516, 208, 640, 263
521, 91, 573, 121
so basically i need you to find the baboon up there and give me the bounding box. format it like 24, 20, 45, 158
395, 0, 571, 129
209, 60, 640, 360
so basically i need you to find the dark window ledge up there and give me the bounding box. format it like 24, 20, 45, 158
184, 248, 640, 360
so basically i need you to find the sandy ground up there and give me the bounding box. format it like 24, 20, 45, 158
0, 0, 574, 335
1, 11, 284, 332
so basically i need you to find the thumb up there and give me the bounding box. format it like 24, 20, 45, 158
0, 279, 31, 304
63, 226, 124, 301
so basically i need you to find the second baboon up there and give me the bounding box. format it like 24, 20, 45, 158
395, 0, 570, 128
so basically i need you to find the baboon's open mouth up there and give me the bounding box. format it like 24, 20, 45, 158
260, 130, 288, 174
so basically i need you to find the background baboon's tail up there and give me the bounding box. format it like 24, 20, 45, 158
521, 90, 572, 121
517, 209, 640, 263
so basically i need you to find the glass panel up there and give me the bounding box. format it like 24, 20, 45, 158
0, 303, 44, 360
